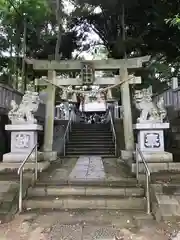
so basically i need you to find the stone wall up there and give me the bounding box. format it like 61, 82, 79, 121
0, 115, 10, 161
0, 84, 22, 115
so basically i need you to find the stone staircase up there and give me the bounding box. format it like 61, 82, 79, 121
65, 123, 115, 156
23, 180, 146, 212
151, 180, 180, 221
22, 158, 148, 214
0, 170, 34, 223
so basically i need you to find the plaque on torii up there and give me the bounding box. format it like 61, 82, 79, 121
81, 62, 95, 85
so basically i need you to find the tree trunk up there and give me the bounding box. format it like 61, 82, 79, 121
21, 16, 27, 93
55, 0, 62, 61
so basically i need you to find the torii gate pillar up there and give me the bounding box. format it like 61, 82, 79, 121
120, 66, 134, 160
43, 70, 57, 161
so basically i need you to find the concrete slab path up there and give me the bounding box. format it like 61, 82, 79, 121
69, 156, 105, 180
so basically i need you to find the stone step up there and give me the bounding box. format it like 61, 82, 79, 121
0, 175, 35, 223
151, 188, 180, 221
65, 154, 116, 157
0, 162, 50, 173
71, 128, 111, 131
70, 135, 112, 138
27, 186, 144, 198
66, 151, 115, 156
131, 162, 180, 173
36, 179, 139, 187
68, 139, 113, 143
139, 172, 180, 183
69, 139, 113, 143
67, 143, 114, 147
66, 147, 115, 152
72, 124, 110, 128
69, 138, 113, 141
72, 129, 111, 132
71, 129, 111, 132
161, 183, 180, 195
71, 127, 111, 131
23, 196, 146, 211
0, 173, 19, 181
21, 209, 152, 228
72, 128, 111, 131
70, 133, 112, 136
132, 213, 154, 227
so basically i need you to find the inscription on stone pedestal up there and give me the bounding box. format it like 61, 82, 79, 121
144, 133, 160, 148
15, 133, 30, 148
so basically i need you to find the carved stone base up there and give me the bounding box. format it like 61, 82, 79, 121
3, 151, 44, 163
121, 150, 133, 161
3, 124, 43, 163
0, 161, 50, 172
131, 161, 180, 173
133, 123, 169, 153
136, 151, 173, 163
42, 151, 57, 162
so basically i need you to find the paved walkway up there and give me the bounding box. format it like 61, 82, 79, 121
40, 156, 132, 183
69, 156, 105, 180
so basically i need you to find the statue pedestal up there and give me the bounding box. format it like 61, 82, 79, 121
3, 124, 43, 163
134, 122, 172, 163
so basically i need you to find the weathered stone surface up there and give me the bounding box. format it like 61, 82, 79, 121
105, 198, 145, 210
132, 162, 169, 173
151, 182, 180, 222
168, 162, 180, 171
69, 156, 105, 180
156, 194, 179, 205
82, 225, 122, 240
0, 161, 50, 172
49, 223, 82, 240
63, 198, 106, 209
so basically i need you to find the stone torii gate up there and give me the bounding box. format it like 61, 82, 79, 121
26, 56, 150, 159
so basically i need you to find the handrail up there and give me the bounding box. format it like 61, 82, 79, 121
135, 144, 151, 214
63, 111, 73, 156
108, 110, 117, 156
17, 143, 38, 213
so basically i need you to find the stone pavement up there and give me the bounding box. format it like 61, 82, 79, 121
40, 156, 132, 183
69, 156, 105, 180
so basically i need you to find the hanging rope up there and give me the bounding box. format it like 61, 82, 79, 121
41, 74, 135, 95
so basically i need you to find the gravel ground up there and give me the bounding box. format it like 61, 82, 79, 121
0, 211, 179, 240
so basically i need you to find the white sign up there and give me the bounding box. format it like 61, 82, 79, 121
79, 102, 106, 112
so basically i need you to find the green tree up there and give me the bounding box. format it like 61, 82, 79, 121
69, 0, 180, 93
0, 0, 81, 90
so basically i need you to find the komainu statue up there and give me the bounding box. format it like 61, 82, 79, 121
8, 91, 40, 124
134, 86, 167, 123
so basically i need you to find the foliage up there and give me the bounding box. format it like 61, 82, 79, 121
0, 0, 81, 89
67, 0, 180, 94
1, 0, 180, 95
166, 14, 180, 29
